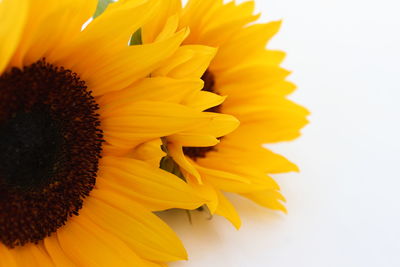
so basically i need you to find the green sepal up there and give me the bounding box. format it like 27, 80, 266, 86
159, 156, 186, 181
130, 28, 143, 46
93, 0, 114, 19
159, 137, 186, 181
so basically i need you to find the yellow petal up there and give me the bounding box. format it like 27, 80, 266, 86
222, 100, 309, 144
12, 0, 97, 67
168, 133, 220, 147
215, 65, 290, 90
193, 1, 259, 46
196, 164, 251, 186
29, 244, 55, 267
247, 49, 286, 66
180, 0, 223, 43
101, 101, 226, 148
70, 28, 189, 96
241, 190, 287, 213
224, 94, 309, 115
88, 190, 188, 261
12, 243, 54, 267
214, 191, 241, 229
181, 0, 258, 46
183, 91, 226, 112
0, 244, 17, 267
97, 156, 205, 210
60, 0, 156, 54
57, 215, 152, 267
44, 235, 76, 267
197, 157, 280, 193
203, 142, 299, 174
152, 46, 193, 77
153, 45, 217, 79
130, 139, 165, 167
212, 21, 282, 70
226, 120, 307, 144
9, 246, 36, 267
185, 178, 219, 213
167, 142, 202, 183
152, 14, 180, 42
202, 169, 278, 194
178, 112, 240, 138
97, 77, 203, 108
142, 0, 182, 43
0, 0, 28, 73
219, 80, 296, 98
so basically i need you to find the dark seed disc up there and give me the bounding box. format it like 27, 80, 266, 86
0, 59, 103, 248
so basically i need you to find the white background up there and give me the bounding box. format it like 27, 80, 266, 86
161, 0, 400, 266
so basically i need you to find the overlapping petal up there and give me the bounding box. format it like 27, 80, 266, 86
137, 0, 309, 228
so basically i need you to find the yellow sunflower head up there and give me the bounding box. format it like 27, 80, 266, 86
139, 0, 310, 229
0, 0, 234, 265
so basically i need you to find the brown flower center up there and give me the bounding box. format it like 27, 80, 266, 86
0, 59, 103, 248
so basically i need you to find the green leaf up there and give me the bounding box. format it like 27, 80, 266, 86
159, 137, 186, 181
93, 0, 114, 18
130, 28, 143, 46
160, 137, 169, 153
159, 155, 186, 181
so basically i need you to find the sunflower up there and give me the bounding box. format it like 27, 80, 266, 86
0, 0, 233, 265
139, 0, 309, 228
